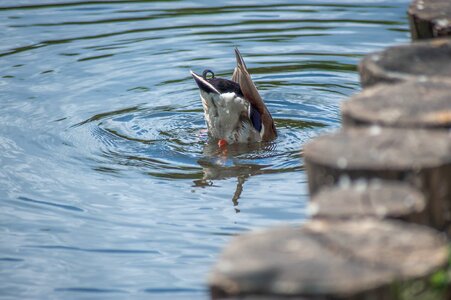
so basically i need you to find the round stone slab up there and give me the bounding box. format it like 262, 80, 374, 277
304, 127, 451, 172
359, 38, 451, 87
342, 79, 451, 129
408, 0, 451, 39
209, 219, 447, 298
309, 181, 426, 221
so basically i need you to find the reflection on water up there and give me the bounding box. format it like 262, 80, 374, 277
197, 141, 278, 211
0, 0, 409, 299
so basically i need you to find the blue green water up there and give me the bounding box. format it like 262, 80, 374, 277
0, 1, 409, 299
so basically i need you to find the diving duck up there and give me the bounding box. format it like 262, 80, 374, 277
191, 48, 277, 146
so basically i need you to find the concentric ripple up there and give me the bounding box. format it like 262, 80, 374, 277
72, 100, 324, 181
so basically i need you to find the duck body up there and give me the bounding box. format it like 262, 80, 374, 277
198, 77, 261, 143
191, 49, 276, 145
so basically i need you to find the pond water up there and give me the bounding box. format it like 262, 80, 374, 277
0, 1, 409, 299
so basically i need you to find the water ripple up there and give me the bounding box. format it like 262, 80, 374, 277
27, 245, 160, 254
17, 196, 84, 212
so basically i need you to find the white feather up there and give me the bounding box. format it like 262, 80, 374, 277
200, 91, 261, 143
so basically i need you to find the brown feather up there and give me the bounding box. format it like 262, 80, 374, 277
232, 48, 277, 141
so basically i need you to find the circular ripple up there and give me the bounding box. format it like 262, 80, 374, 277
71, 97, 326, 181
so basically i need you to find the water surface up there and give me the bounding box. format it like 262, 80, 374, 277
0, 1, 409, 299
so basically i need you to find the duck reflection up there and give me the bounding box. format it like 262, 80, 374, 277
194, 141, 276, 212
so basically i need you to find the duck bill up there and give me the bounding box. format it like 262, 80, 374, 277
190, 70, 220, 95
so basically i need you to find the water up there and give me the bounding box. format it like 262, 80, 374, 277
0, 1, 409, 299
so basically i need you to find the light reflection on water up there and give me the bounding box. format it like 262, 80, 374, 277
0, 0, 409, 299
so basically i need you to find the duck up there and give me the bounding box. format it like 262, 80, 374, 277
190, 48, 276, 147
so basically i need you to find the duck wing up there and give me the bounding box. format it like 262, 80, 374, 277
232, 48, 277, 141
